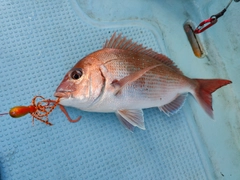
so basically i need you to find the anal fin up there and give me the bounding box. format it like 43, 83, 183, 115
116, 109, 145, 131
159, 93, 188, 116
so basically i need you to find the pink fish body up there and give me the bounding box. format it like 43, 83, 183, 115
54, 33, 231, 131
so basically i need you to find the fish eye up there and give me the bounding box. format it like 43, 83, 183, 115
70, 68, 83, 80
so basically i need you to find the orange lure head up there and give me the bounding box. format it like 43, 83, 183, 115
9, 106, 36, 118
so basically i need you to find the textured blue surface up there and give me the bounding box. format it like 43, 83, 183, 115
0, 0, 209, 179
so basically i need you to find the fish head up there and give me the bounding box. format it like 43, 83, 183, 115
54, 55, 104, 109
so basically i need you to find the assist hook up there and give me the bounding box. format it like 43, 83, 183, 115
194, 0, 235, 34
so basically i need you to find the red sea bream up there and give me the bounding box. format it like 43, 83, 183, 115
54, 33, 232, 131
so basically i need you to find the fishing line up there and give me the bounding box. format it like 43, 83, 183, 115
0, 113, 9, 116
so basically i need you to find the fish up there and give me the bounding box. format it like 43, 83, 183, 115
54, 33, 232, 131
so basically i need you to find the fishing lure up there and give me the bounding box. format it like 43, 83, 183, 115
43, 99, 82, 123
9, 96, 59, 126
1, 96, 81, 126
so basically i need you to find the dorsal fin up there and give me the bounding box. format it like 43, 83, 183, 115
103, 33, 182, 74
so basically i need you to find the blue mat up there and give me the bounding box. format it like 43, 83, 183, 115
0, 0, 210, 179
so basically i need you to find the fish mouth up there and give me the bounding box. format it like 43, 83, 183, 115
54, 92, 71, 99
54, 80, 76, 99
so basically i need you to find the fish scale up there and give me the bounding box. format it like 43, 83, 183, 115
55, 33, 231, 130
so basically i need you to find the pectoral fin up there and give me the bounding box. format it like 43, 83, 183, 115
112, 64, 160, 94
116, 109, 145, 131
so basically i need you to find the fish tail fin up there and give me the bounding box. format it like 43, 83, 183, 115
192, 79, 232, 118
